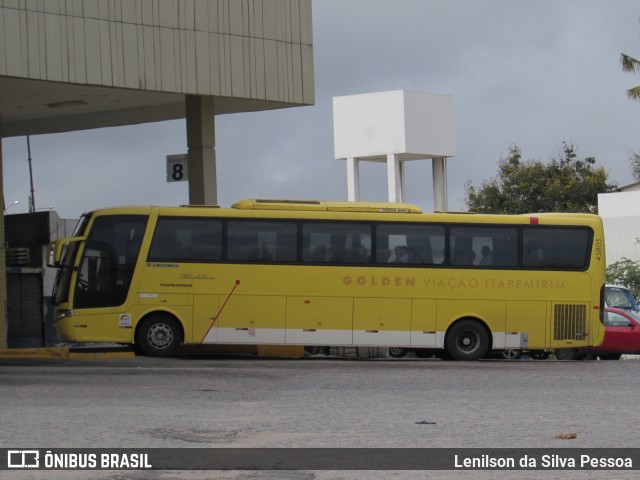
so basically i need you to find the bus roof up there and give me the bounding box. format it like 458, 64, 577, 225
82, 201, 603, 228
231, 198, 422, 214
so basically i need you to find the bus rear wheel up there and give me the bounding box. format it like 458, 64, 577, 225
445, 320, 489, 361
554, 348, 577, 361
136, 314, 183, 357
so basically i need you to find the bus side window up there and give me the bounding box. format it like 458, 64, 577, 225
228, 221, 296, 263
523, 227, 590, 269
303, 222, 371, 265
149, 217, 222, 262
149, 235, 179, 260
492, 236, 517, 266
450, 227, 517, 268
377, 223, 443, 265
451, 236, 475, 266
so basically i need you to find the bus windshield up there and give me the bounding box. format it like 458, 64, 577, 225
73, 215, 148, 309
52, 214, 89, 306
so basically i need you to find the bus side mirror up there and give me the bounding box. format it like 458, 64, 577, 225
47, 241, 60, 267
47, 237, 86, 267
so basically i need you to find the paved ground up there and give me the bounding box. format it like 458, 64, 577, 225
1, 354, 639, 480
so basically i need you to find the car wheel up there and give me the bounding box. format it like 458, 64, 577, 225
388, 347, 408, 358
445, 320, 490, 361
599, 353, 622, 360
500, 349, 522, 360
136, 314, 183, 357
554, 348, 578, 361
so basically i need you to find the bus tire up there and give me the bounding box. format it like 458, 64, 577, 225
554, 348, 577, 361
388, 347, 408, 358
136, 314, 183, 357
445, 320, 490, 361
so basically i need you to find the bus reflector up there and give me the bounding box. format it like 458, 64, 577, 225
530, 217, 539, 225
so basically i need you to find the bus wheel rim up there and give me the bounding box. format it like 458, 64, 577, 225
458, 331, 478, 352
148, 323, 174, 349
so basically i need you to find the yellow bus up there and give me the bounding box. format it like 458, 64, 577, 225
48, 199, 606, 360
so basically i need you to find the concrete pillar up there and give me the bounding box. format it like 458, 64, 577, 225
346, 157, 360, 201
386, 154, 403, 202
0, 116, 7, 348
433, 157, 448, 211
185, 95, 217, 205
399, 160, 406, 202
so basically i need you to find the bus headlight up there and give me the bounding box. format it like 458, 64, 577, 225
55, 309, 74, 322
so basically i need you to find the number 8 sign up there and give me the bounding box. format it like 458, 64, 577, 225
166, 154, 189, 182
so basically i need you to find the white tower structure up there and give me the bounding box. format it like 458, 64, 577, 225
333, 90, 454, 211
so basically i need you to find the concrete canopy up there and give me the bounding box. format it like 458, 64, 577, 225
0, 76, 310, 137
0, 0, 314, 136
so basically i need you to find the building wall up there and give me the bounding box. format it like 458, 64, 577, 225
618, 181, 640, 193
598, 191, 640, 265
0, 118, 6, 348
5, 211, 80, 347
0, 0, 314, 104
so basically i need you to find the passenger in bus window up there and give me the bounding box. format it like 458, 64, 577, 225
480, 246, 493, 266
395, 246, 410, 263
352, 244, 369, 262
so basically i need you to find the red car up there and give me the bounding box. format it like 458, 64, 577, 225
555, 307, 640, 360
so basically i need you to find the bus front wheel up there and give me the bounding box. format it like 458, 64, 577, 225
136, 314, 183, 357
445, 320, 490, 361
388, 347, 408, 358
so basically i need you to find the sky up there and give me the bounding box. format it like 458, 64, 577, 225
2, 0, 640, 219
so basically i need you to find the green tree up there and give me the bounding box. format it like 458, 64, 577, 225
622, 18, 640, 179
465, 143, 616, 214
621, 44, 640, 100
631, 150, 640, 181
606, 258, 640, 299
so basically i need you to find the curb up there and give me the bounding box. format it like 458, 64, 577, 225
0, 346, 135, 359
